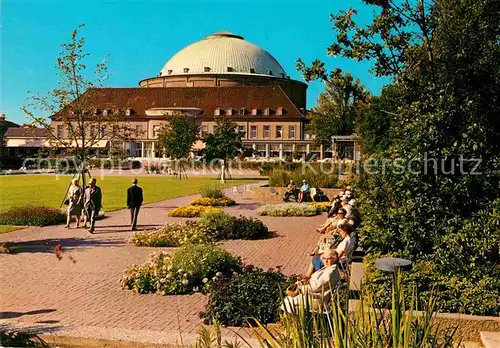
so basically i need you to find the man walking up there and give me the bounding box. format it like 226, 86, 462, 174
127, 178, 143, 231
84, 178, 102, 234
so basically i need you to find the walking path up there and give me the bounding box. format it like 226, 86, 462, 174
0, 185, 362, 346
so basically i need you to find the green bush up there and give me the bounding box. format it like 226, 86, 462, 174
168, 205, 222, 217
200, 210, 269, 240
122, 244, 243, 295
200, 183, 224, 199
202, 266, 290, 326
257, 203, 319, 217
0, 206, 66, 226
190, 197, 236, 206
130, 221, 210, 247
363, 254, 500, 316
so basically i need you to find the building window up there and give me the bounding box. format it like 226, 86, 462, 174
168, 70, 173, 75
289, 125, 296, 139
201, 125, 208, 137
250, 68, 255, 73
102, 109, 109, 116
125, 108, 133, 116
250, 126, 257, 138
204, 67, 211, 72
263, 125, 270, 138
276, 107, 284, 116
57, 125, 63, 138
214, 108, 224, 116
268, 70, 273, 75
239, 108, 246, 116
183, 68, 189, 73
136, 125, 143, 138
276, 125, 283, 138
251, 108, 259, 116
238, 125, 245, 135
264, 107, 271, 116
227, 67, 234, 72
153, 125, 161, 138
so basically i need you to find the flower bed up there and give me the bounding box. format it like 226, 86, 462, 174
122, 244, 242, 295
130, 211, 269, 247
0, 205, 66, 226
190, 197, 236, 207
309, 202, 331, 213
130, 221, 209, 247
168, 206, 222, 217
257, 203, 319, 217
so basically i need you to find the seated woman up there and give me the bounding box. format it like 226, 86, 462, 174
283, 180, 297, 202
306, 222, 354, 276
281, 250, 340, 313
316, 208, 347, 234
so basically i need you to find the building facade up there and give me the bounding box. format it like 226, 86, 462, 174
4, 31, 360, 161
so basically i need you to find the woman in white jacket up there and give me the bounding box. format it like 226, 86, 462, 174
281, 249, 340, 313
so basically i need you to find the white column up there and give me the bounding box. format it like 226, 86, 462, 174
320, 144, 324, 160
306, 144, 310, 154
279, 144, 283, 160
141, 142, 145, 158
151, 142, 155, 158
265, 144, 270, 158
252, 143, 256, 158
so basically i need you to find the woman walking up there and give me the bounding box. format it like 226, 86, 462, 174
66, 178, 83, 229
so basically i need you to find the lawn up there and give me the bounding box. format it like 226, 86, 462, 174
0, 225, 23, 234
0, 175, 258, 214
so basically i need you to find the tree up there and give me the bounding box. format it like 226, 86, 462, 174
308, 70, 369, 146
203, 117, 244, 182
22, 24, 134, 187
156, 114, 199, 179
300, 0, 500, 315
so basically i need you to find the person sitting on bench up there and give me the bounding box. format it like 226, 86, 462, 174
283, 180, 298, 202
298, 180, 311, 203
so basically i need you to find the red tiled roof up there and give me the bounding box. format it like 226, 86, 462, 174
56, 86, 304, 118
4, 127, 48, 138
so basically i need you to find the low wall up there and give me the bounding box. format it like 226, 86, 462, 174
252, 186, 342, 203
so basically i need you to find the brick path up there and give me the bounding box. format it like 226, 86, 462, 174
0, 185, 350, 346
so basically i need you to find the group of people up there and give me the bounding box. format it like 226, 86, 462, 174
65, 177, 143, 233
283, 180, 328, 203
281, 186, 360, 314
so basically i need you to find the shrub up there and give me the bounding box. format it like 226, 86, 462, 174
122, 244, 242, 295
168, 205, 222, 217
130, 221, 210, 247
309, 202, 331, 213
200, 183, 224, 199
199, 210, 235, 239
363, 254, 500, 316
257, 203, 319, 217
202, 267, 290, 326
201, 210, 270, 240
190, 197, 236, 206
0, 205, 66, 226
231, 215, 269, 240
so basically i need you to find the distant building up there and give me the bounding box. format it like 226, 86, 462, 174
4, 31, 360, 160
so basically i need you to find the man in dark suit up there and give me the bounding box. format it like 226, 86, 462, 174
127, 178, 143, 231
84, 178, 102, 234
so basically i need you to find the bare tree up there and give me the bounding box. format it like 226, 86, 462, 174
22, 24, 135, 186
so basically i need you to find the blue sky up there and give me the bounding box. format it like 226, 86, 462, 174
1, 0, 389, 125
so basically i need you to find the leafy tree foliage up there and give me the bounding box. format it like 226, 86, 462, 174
203, 117, 244, 182
300, 0, 500, 314
307, 70, 369, 145
156, 114, 198, 179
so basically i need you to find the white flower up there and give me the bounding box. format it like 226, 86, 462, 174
177, 269, 184, 274
182, 279, 189, 285
202, 278, 209, 283
166, 274, 172, 279
193, 286, 199, 292
183, 273, 188, 278
216, 272, 223, 277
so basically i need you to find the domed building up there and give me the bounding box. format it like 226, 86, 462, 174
6, 31, 337, 160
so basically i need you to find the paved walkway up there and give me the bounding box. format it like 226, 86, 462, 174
0, 185, 359, 346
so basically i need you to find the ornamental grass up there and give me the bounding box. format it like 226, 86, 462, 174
257, 203, 319, 217
0, 205, 66, 226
